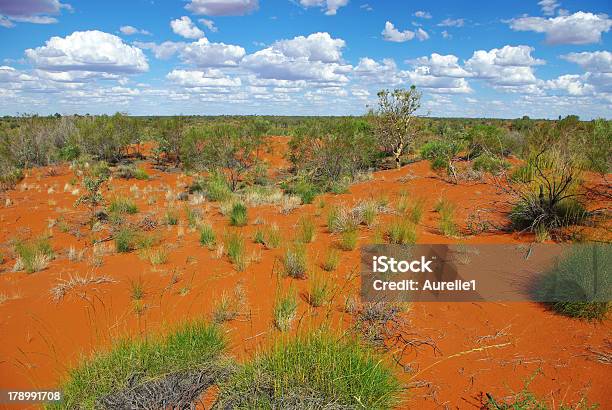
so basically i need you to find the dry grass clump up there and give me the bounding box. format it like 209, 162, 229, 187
50, 273, 116, 302
279, 195, 301, 215
435, 198, 459, 237
282, 243, 308, 279
327, 205, 360, 233
13, 235, 54, 273
212, 283, 247, 324
273, 286, 298, 331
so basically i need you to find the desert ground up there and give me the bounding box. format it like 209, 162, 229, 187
0, 130, 610, 409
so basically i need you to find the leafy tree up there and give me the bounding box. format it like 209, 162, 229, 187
374, 86, 422, 168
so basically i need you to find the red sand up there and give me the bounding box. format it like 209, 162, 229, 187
0, 137, 609, 409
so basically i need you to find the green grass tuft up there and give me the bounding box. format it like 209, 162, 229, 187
215, 330, 401, 409
50, 321, 226, 409
229, 203, 248, 227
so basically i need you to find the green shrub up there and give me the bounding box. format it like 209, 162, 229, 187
52, 321, 226, 410
437, 202, 458, 237
283, 178, 317, 204
215, 330, 401, 409
114, 228, 137, 253
408, 198, 425, 225
420, 139, 463, 171
229, 203, 248, 227
133, 167, 149, 180
253, 224, 281, 249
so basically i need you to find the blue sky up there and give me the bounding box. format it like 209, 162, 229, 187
0, 0, 610, 118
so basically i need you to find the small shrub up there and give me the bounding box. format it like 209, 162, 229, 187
185, 206, 201, 228
273, 286, 298, 331
387, 219, 417, 245
109, 197, 138, 215
321, 249, 340, 272
229, 202, 248, 227
133, 167, 149, 180
146, 247, 168, 265
199, 223, 216, 248
297, 216, 316, 243
339, 229, 358, 251
396, 191, 409, 213
212, 291, 240, 323
283, 244, 308, 279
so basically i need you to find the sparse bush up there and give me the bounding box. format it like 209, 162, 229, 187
437, 202, 458, 237
253, 224, 281, 249
229, 202, 248, 227
408, 198, 425, 224
114, 228, 137, 253
420, 138, 463, 181
327, 205, 360, 233
508, 149, 590, 237
204, 170, 232, 202
212, 291, 241, 324
164, 209, 179, 225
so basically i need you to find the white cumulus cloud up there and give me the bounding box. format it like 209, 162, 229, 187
167, 69, 241, 88
120, 25, 151, 36
382, 21, 415, 42
561, 51, 612, 73
509, 11, 612, 45
25, 30, 149, 74
171, 16, 205, 39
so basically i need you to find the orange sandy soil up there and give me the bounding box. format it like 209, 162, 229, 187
0, 136, 610, 409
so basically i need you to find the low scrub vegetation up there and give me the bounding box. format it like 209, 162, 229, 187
215, 331, 401, 408
50, 321, 226, 409
283, 243, 308, 279
273, 286, 298, 331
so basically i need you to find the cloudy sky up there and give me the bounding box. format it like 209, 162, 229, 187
0, 0, 610, 118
